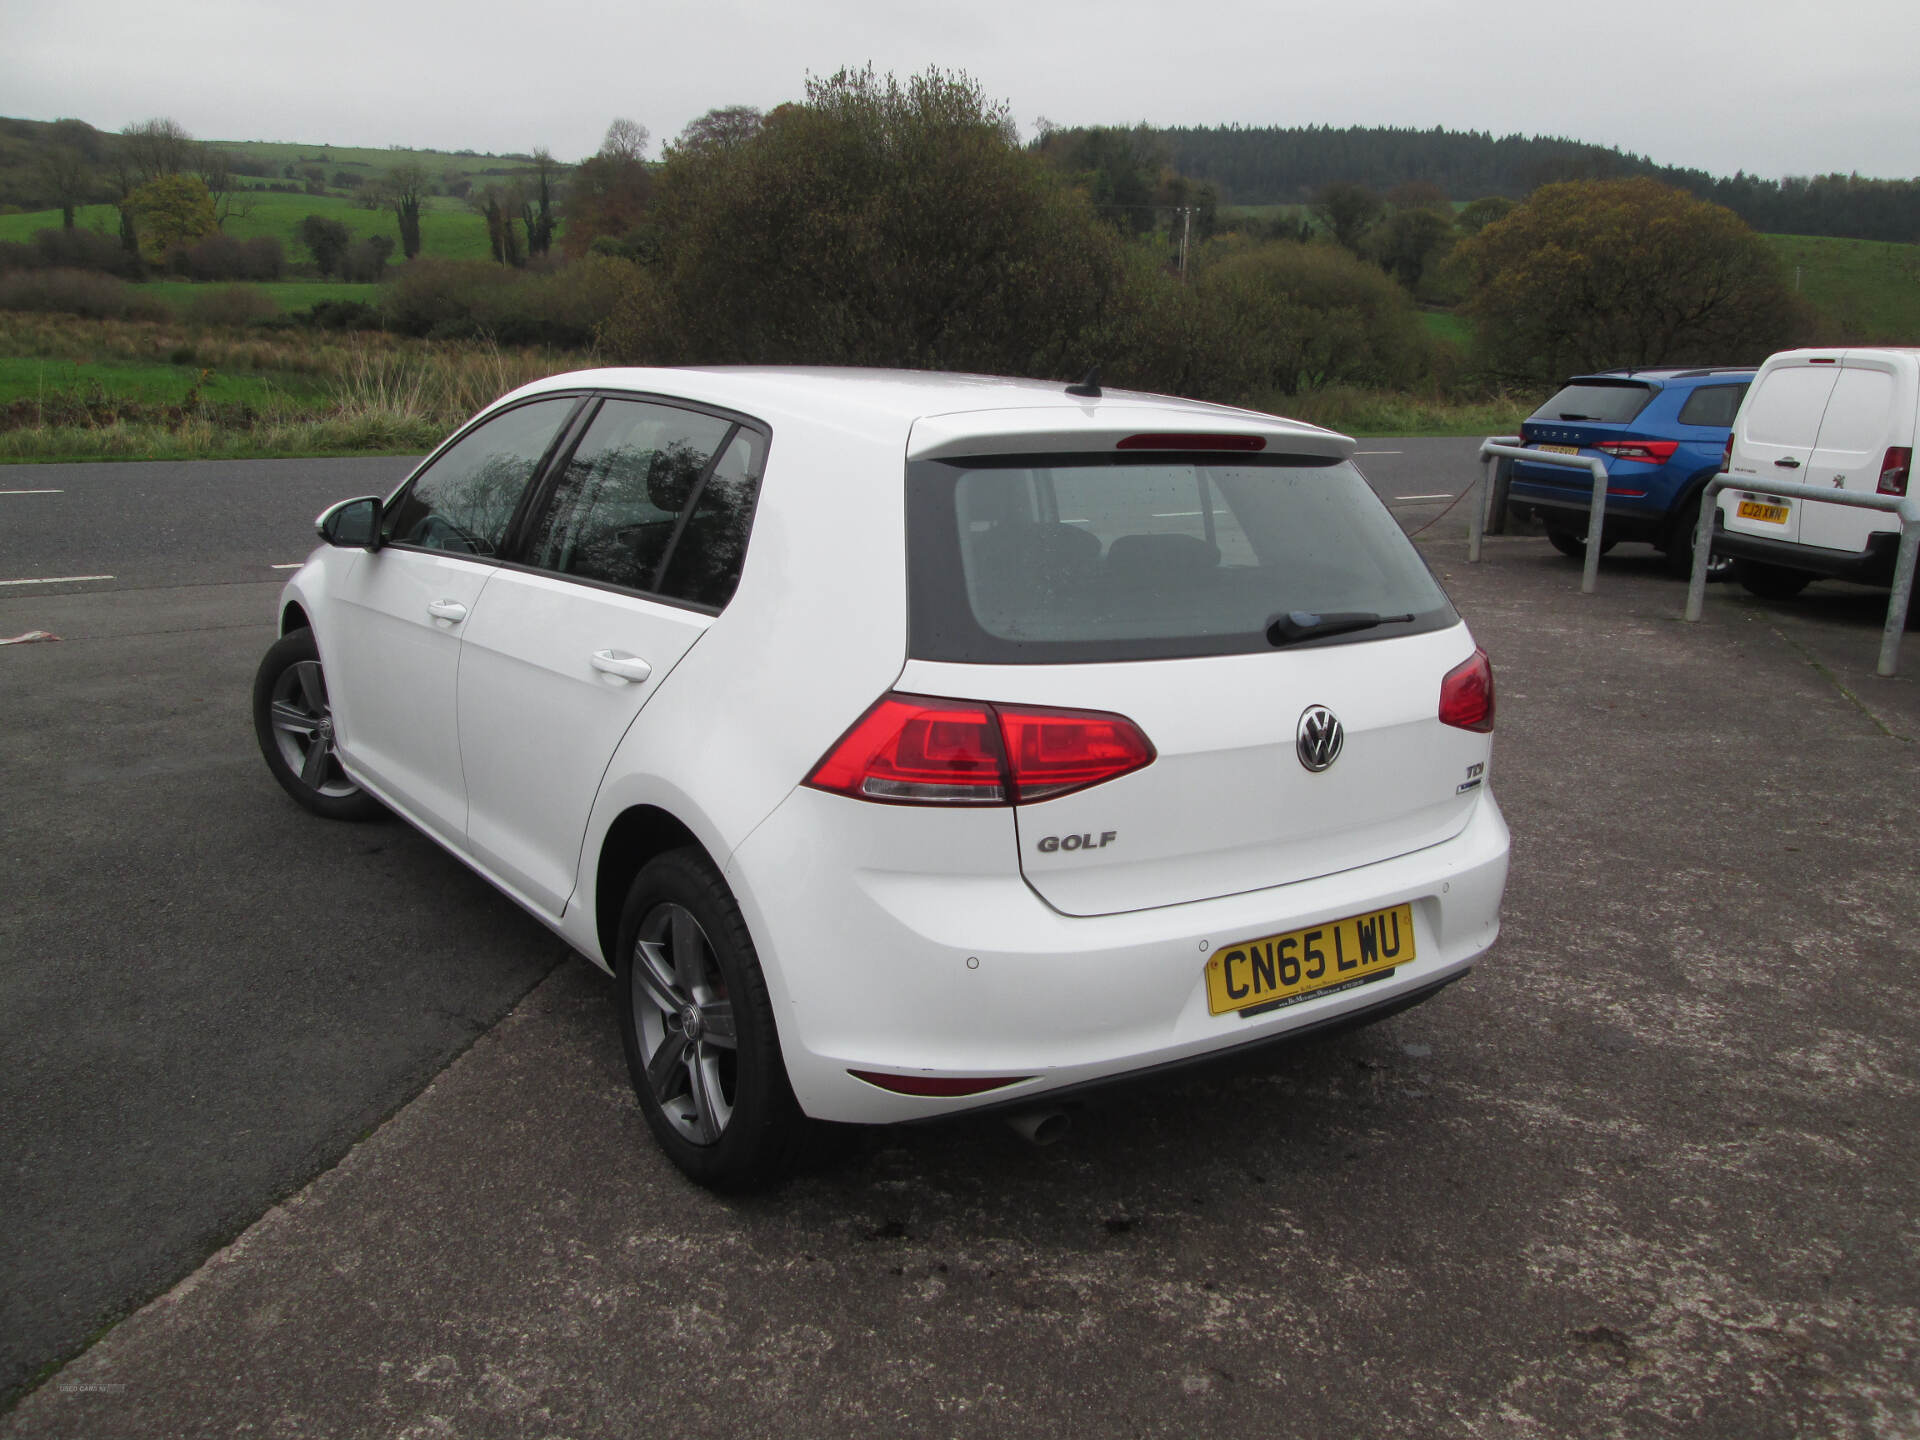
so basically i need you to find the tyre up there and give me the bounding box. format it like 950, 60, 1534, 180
1663, 495, 1734, 581
1734, 559, 1813, 600
252, 628, 382, 821
615, 847, 804, 1191
1546, 526, 1616, 560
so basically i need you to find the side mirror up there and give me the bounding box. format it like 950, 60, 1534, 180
316, 496, 382, 550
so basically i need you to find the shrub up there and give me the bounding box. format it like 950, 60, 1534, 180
174, 233, 284, 282
185, 285, 280, 328
340, 235, 395, 283
0, 227, 141, 278
0, 268, 172, 321
381, 255, 636, 348
302, 299, 382, 331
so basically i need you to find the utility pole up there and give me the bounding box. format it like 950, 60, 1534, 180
1179, 206, 1193, 282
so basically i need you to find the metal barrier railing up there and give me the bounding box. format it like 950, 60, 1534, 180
1684, 477, 1920, 678
1473, 437, 1612, 594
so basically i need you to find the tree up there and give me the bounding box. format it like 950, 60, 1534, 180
613, 65, 1132, 377
121, 118, 194, 183
668, 106, 763, 158
37, 144, 91, 230
523, 148, 560, 256
1371, 206, 1454, 289
1310, 182, 1383, 252
560, 140, 652, 259
1458, 178, 1806, 381
600, 118, 649, 162
126, 173, 218, 261
1456, 195, 1517, 236
382, 163, 427, 259
1048, 124, 1166, 236
297, 213, 352, 277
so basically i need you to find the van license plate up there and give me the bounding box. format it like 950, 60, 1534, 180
1738, 500, 1790, 524
1205, 904, 1416, 1017
1534, 444, 1580, 455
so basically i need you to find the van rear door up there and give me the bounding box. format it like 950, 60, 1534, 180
1798, 355, 1913, 554
1721, 356, 1840, 545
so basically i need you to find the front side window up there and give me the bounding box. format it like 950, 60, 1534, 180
908, 454, 1456, 663
382, 397, 577, 554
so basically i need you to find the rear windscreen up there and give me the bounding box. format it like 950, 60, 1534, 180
1528, 382, 1655, 425
906, 453, 1457, 663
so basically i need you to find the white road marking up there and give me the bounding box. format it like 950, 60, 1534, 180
1151, 511, 1205, 518
1353, 450, 1403, 455
0, 489, 63, 495
0, 574, 113, 586
1391, 493, 1455, 502
270, 563, 303, 570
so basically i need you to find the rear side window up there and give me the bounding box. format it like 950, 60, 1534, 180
1528, 382, 1655, 425
522, 398, 767, 609
907, 454, 1456, 663
1745, 366, 1839, 447
1676, 383, 1749, 428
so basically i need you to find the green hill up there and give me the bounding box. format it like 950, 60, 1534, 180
1764, 234, 1920, 343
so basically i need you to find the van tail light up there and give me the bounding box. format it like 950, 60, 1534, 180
805, 693, 1155, 806
1595, 439, 1680, 465
1439, 649, 1495, 733
1879, 446, 1911, 497
1719, 435, 1734, 473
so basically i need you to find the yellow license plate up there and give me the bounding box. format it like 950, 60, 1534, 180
1738, 499, 1790, 524
1205, 903, 1416, 1017
1535, 444, 1580, 455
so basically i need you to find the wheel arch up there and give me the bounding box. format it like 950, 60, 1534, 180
594, 804, 707, 969
280, 600, 311, 635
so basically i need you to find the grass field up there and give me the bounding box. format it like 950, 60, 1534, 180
0, 354, 323, 408
138, 280, 382, 315
0, 191, 493, 261
1420, 310, 1471, 346
213, 139, 544, 183
1764, 233, 1920, 342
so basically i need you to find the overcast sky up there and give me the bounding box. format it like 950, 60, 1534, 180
5, 0, 1917, 182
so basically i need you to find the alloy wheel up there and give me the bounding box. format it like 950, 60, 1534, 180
630, 903, 738, 1145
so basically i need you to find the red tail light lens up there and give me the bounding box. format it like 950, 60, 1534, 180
1719, 435, 1734, 473
805, 693, 1156, 805
1879, 446, 1911, 497
1595, 439, 1680, 465
1439, 649, 1495, 733
1117, 432, 1266, 452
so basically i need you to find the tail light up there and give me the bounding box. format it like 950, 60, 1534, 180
1595, 440, 1679, 465
1879, 446, 1911, 497
1439, 649, 1495, 733
1720, 435, 1734, 472
806, 692, 1156, 806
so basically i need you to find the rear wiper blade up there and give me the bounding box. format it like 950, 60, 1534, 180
1557, 412, 1595, 420
1265, 610, 1414, 646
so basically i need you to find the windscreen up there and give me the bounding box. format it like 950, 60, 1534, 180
906, 453, 1456, 663
1528, 382, 1655, 425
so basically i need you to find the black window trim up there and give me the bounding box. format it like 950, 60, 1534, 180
502, 387, 774, 614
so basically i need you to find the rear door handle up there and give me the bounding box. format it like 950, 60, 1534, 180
590, 650, 652, 684
427, 599, 468, 622
1773, 457, 1802, 469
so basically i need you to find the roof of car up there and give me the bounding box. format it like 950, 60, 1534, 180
1570, 367, 1757, 384
498, 366, 1350, 452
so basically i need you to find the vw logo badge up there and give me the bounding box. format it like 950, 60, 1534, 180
1296, 705, 1344, 773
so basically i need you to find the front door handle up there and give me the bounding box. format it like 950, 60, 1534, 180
427, 599, 469, 623
1773, 457, 1802, 469
591, 650, 653, 685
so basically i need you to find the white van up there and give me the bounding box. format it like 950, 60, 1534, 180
1713, 347, 1917, 598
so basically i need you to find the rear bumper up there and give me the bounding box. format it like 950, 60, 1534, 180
1711, 515, 1903, 586
726, 787, 1510, 1124
1509, 471, 1673, 539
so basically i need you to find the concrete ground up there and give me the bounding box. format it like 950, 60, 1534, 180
4, 523, 1915, 1439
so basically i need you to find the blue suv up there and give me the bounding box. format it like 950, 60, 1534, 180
1503, 368, 1754, 578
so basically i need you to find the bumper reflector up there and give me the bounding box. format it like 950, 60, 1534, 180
848, 1070, 1033, 1097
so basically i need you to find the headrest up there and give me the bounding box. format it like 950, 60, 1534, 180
1104, 532, 1221, 578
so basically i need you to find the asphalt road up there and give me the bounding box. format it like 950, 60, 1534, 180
0, 442, 1488, 1402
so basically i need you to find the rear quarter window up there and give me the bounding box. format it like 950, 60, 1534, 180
906, 453, 1456, 663
1676, 383, 1749, 428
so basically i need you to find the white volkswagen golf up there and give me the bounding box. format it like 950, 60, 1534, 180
253, 368, 1509, 1190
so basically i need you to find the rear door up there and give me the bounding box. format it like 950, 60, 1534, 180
903, 448, 1486, 918
456, 398, 767, 916
1799, 358, 1905, 554
1721, 358, 1840, 545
